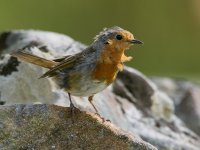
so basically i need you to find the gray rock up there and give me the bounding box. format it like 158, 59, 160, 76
152, 77, 200, 136
0, 104, 156, 150
113, 69, 200, 150
0, 30, 200, 150
177, 87, 200, 136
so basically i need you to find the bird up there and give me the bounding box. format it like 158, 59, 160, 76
11, 26, 143, 116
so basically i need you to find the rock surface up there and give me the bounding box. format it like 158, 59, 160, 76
152, 77, 200, 137
0, 30, 200, 150
0, 104, 156, 150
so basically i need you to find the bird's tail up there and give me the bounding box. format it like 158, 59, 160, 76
11, 51, 57, 69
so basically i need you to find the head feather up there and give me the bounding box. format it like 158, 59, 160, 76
94, 26, 124, 42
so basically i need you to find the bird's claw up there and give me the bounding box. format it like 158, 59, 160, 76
95, 113, 110, 122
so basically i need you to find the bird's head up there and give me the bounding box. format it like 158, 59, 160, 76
93, 26, 143, 52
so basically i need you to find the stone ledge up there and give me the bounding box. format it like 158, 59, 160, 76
0, 104, 157, 150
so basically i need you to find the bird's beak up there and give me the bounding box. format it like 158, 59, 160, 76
130, 39, 143, 44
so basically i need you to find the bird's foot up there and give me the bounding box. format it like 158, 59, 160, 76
69, 103, 80, 123
95, 113, 111, 123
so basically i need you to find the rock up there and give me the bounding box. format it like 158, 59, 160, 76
113, 70, 200, 150
152, 77, 200, 136
113, 67, 175, 121
0, 30, 200, 150
0, 104, 156, 150
177, 88, 200, 136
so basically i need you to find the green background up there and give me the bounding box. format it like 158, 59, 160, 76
0, 0, 199, 80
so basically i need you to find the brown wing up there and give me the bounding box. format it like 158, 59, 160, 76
40, 46, 95, 78
40, 52, 83, 78
53, 55, 72, 62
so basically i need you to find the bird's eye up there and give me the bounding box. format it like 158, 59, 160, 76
116, 35, 123, 40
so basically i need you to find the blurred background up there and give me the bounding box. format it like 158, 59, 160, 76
0, 0, 199, 80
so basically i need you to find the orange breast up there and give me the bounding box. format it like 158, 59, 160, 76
92, 46, 125, 84
92, 62, 119, 84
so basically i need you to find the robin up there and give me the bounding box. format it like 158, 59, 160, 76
11, 26, 143, 116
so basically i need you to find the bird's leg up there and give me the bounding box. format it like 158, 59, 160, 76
68, 93, 76, 121
88, 96, 108, 122
68, 93, 75, 108
88, 95, 99, 114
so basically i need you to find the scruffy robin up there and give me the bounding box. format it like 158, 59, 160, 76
12, 26, 143, 115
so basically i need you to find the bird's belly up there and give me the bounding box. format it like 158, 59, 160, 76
54, 64, 109, 97
67, 79, 108, 96
54, 61, 119, 97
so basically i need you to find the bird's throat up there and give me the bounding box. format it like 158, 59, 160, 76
92, 47, 131, 84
